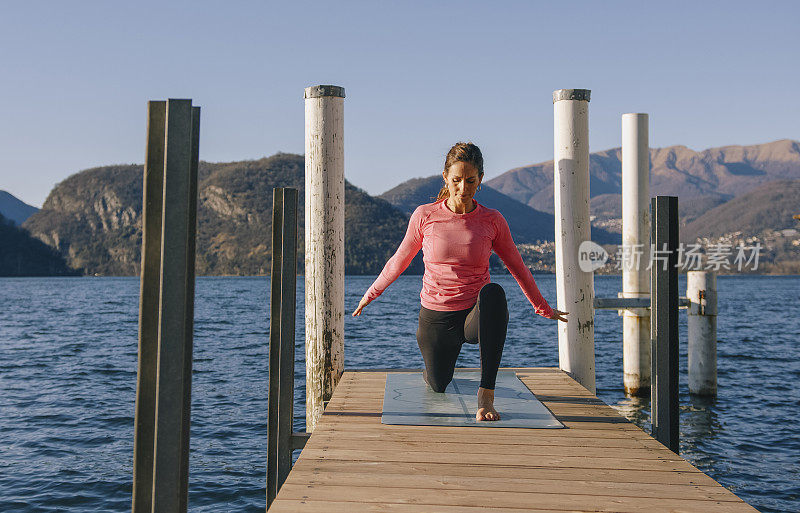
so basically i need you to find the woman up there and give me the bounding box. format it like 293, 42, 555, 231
352, 142, 568, 421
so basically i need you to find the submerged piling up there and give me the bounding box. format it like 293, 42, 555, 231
688, 271, 717, 396
553, 88, 596, 394
304, 85, 345, 432
621, 113, 651, 396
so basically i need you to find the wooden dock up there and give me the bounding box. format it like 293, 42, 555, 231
269, 367, 758, 512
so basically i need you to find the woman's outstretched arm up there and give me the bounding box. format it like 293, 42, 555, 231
491, 213, 564, 320
353, 206, 425, 316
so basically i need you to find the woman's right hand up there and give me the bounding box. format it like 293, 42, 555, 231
547, 309, 569, 322
352, 296, 371, 317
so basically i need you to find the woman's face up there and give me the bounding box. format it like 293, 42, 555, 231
443, 161, 482, 203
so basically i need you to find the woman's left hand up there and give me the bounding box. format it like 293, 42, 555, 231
547, 309, 569, 322
352, 296, 371, 317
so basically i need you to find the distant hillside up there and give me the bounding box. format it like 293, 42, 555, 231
22, 164, 144, 275
379, 175, 620, 244
379, 176, 442, 215
589, 194, 622, 219
0, 213, 76, 276
682, 179, 800, 242
23, 154, 420, 276
487, 140, 800, 219
589, 193, 730, 228
0, 190, 39, 225
678, 195, 731, 226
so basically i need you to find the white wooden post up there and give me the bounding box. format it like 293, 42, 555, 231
553, 89, 595, 394
621, 113, 651, 396
687, 271, 717, 395
304, 85, 345, 432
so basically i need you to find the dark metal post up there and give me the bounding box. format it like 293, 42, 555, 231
267, 188, 300, 510
650, 196, 679, 453
133, 101, 166, 513
178, 105, 200, 509
151, 98, 198, 513
266, 189, 284, 508
277, 188, 298, 489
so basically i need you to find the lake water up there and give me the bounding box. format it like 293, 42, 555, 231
0, 275, 797, 512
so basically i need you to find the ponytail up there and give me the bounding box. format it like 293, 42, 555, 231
436, 183, 449, 201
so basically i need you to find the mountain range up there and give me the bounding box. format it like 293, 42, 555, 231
0, 212, 75, 276
7, 139, 800, 276
22, 154, 418, 276
485, 139, 800, 222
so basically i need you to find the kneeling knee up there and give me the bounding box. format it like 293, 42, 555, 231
480, 283, 507, 304
430, 382, 449, 393
428, 380, 450, 394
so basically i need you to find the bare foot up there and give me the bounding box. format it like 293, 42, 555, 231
476, 386, 500, 421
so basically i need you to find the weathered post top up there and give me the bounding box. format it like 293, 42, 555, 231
553, 89, 591, 103
553, 87, 595, 394
304, 85, 346, 98
304, 84, 346, 433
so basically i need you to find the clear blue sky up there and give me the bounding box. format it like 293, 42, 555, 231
1, 1, 797, 207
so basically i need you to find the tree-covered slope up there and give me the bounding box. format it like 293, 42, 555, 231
0, 213, 77, 276
22, 154, 420, 276
682, 179, 800, 242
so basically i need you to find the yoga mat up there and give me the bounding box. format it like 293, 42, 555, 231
381, 369, 564, 428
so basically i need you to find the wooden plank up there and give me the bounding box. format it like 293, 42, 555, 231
328, 398, 627, 417
291, 459, 722, 487
342, 367, 562, 373
330, 384, 590, 396
334, 383, 595, 396
325, 396, 619, 412
296, 447, 696, 472
328, 383, 597, 395
284, 469, 744, 502
303, 438, 682, 460
270, 499, 561, 513
317, 414, 654, 433
276, 483, 758, 513
322, 399, 649, 425
324, 406, 637, 425
311, 423, 658, 442
318, 399, 658, 435
304, 430, 666, 449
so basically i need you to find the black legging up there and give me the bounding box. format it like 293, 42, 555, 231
416, 283, 509, 392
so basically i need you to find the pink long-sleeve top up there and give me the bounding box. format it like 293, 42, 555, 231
363, 199, 555, 317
